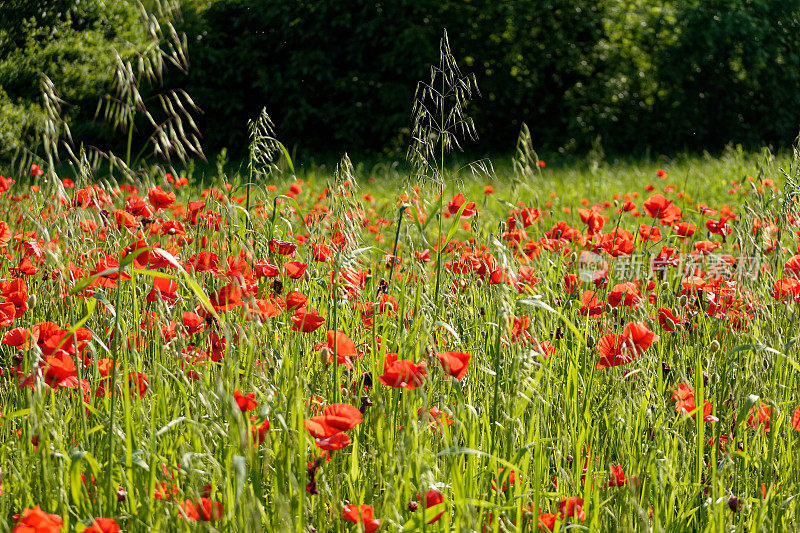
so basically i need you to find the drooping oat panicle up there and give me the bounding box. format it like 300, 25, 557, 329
407, 29, 479, 187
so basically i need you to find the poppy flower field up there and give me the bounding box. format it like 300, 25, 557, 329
2, 149, 800, 532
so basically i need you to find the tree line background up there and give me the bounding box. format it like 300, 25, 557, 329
2, 0, 800, 164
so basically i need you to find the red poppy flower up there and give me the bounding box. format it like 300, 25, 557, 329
643, 194, 672, 218
182, 312, 206, 335
672, 222, 696, 237
291, 308, 325, 332
11, 506, 62, 533
113, 209, 138, 229
305, 403, 362, 438
792, 407, 800, 431
15, 257, 38, 276
538, 513, 557, 531
287, 182, 302, 198
147, 276, 178, 303
83, 518, 120, 533
563, 273, 579, 293
148, 186, 176, 210
491, 468, 516, 491
234, 390, 257, 412
416, 490, 445, 523
774, 278, 800, 301
247, 299, 282, 319
706, 218, 730, 237
322, 403, 363, 431
508, 315, 533, 344
418, 406, 453, 429
31, 351, 79, 389
268, 238, 297, 256
557, 497, 585, 521
179, 498, 223, 521
160, 220, 186, 236
638, 224, 661, 241
0, 302, 15, 328
579, 290, 605, 317
657, 307, 682, 331
671, 383, 718, 423
607, 464, 627, 487
210, 283, 243, 311
596, 322, 658, 369
254, 261, 280, 278
320, 330, 360, 368
2, 327, 29, 348
187, 252, 219, 272
437, 351, 470, 379
378, 353, 427, 390
447, 193, 476, 218
286, 291, 308, 310
284, 261, 308, 279
747, 403, 771, 433
251, 416, 270, 445
607, 282, 640, 308
578, 207, 606, 235
128, 372, 149, 399
0, 221, 11, 246
342, 504, 381, 532
315, 432, 352, 450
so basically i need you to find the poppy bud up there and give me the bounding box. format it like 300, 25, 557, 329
709, 340, 720, 353
361, 372, 373, 388
660, 282, 670, 292
728, 495, 740, 512
359, 396, 373, 413
27, 295, 37, 309
678, 295, 688, 307
272, 279, 283, 295
319, 347, 331, 366
377, 278, 388, 295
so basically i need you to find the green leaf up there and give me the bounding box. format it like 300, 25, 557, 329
518, 296, 582, 338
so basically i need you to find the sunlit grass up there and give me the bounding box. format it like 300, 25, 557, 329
1, 145, 799, 532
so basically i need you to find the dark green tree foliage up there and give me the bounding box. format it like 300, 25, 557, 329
653, 0, 800, 150
2, 0, 800, 161
0, 0, 150, 158
181, 0, 608, 154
